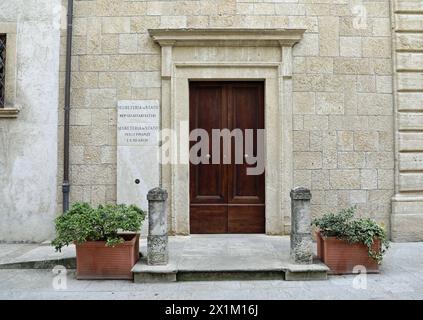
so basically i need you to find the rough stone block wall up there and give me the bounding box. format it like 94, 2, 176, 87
391, 0, 423, 241
58, 0, 395, 234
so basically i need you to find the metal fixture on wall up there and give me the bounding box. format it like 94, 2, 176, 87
0, 34, 6, 107
62, 0, 74, 213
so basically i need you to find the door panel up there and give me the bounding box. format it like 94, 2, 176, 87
190, 206, 228, 234
189, 81, 265, 234
228, 84, 265, 205
228, 206, 265, 234
189, 84, 227, 205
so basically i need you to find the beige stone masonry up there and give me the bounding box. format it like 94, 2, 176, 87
391, 0, 423, 241
58, 0, 396, 240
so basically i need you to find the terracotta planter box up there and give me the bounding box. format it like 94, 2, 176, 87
76, 233, 140, 280
316, 231, 380, 275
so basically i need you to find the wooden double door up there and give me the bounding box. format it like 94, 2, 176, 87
189, 81, 265, 234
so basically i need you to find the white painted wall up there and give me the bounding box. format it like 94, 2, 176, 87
0, 0, 61, 242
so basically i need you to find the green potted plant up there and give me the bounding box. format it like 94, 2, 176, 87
312, 207, 389, 275
52, 202, 145, 280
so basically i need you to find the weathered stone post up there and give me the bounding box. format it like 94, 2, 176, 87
147, 187, 168, 265
290, 187, 313, 264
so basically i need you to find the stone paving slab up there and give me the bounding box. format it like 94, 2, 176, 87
0, 244, 41, 264
133, 235, 328, 282
0, 244, 76, 269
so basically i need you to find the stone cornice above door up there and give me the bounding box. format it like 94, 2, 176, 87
148, 28, 306, 47
149, 28, 306, 79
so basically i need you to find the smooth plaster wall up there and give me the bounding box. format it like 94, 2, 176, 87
0, 0, 61, 242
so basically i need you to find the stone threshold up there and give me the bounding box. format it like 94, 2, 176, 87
133, 234, 329, 283
132, 258, 329, 282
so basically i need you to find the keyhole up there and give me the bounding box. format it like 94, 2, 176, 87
135, 179, 140, 185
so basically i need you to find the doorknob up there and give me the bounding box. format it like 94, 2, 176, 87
244, 154, 249, 158
205, 154, 211, 158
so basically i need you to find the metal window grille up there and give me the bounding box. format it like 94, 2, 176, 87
0, 34, 6, 107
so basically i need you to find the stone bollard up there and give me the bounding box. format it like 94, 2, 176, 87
147, 187, 169, 265
290, 187, 313, 264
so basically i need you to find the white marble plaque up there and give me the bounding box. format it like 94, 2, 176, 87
117, 100, 160, 146
117, 100, 161, 236
117, 124, 160, 146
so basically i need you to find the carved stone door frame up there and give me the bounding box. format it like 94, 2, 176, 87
150, 28, 305, 235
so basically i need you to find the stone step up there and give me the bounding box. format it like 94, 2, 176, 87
132, 258, 329, 283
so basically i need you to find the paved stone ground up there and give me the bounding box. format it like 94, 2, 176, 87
0, 241, 422, 299
133, 235, 327, 281
140, 235, 293, 271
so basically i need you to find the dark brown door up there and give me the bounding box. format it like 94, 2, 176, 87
189, 81, 265, 233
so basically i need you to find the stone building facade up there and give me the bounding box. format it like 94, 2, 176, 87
1, 0, 422, 242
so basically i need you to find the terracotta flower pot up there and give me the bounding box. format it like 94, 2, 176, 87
75, 233, 139, 280
316, 231, 380, 275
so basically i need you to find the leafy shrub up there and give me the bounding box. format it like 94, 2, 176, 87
312, 207, 389, 263
52, 202, 146, 251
